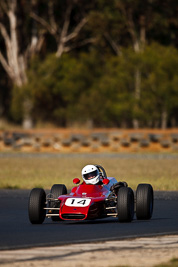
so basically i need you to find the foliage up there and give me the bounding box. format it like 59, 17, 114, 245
20, 51, 104, 126
140, 44, 178, 127
10, 43, 178, 128
155, 258, 178, 267
0, 0, 178, 128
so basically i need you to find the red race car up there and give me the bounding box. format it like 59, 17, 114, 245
28, 164, 154, 224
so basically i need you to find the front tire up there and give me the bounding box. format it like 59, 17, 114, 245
117, 187, 134, 222
50, 184, 67, 221
28, 188, 46, 224
136, 184, 154, 220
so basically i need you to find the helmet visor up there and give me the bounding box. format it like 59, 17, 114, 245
83, 170, 98, 180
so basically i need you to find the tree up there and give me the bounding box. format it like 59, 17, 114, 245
1, 0, 178, 128
0, 0, 94, 128
13, 51, 103, 127
141, 44, 178, 128
0, 0, 45, 128
31, 0, 95, 58
87, 0, 178, 128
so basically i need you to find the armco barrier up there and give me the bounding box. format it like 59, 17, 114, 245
0, 129, 178, 153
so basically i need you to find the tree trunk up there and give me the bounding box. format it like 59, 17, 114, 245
133, 67, 141, 129
22, 98, 33, 129
0, 0, 43, 129
8, 5, 32, 128
161, 110, 167, 129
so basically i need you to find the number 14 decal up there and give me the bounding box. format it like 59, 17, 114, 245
65, 198, 91, 207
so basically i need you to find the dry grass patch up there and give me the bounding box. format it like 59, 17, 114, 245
0, 154, 178, 190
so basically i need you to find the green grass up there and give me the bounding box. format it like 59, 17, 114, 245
0, 154, 178, 190
155, 258, 178, 267
109, 258, 178, 267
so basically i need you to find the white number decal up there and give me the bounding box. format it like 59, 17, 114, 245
65, 198, 91, 207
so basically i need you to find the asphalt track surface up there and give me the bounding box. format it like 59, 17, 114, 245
0, 189, 178, 250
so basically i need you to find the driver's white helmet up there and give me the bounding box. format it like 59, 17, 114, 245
82, 165, 100, 185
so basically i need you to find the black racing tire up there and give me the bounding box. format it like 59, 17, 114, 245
117, 187, 134, 222
28, 188, 46, 224
50, 184, 67, 221
136, 184, 154, 220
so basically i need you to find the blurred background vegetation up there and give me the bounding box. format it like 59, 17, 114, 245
0, 0, 178, 129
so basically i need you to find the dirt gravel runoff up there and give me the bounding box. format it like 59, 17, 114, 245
0, 235, 178, 267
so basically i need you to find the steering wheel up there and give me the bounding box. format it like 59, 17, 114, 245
95, 165, 107, 179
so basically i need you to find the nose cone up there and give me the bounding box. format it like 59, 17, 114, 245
59, 197, 91, 220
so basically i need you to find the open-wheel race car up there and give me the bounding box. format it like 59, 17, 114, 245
28, 164, 154, 224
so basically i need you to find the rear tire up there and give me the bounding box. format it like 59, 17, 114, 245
50, 184, 67, 221
117, 187, 134, 222
136, 184, 154, 220
28, 188, 46, 224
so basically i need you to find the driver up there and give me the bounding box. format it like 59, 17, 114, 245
82, 165, 101, 185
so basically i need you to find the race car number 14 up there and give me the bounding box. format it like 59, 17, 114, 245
65, 198, 91, 207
